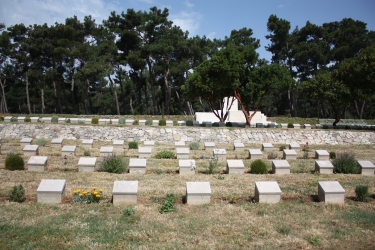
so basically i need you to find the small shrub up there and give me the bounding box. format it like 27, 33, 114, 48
229, 195, 236, 204
25, 117, 31, 122
212, 122, 219, 127
302, 142, 310, 159
10, 117, 18, 122
145, 120, 152, 126
173, 121, 178, 126
355, 185, 369, 202
83, 150, 91, 156
72, 187, 104, 204
128, 141, 138, 149
9, 184, 25, 202
226, 122, 233, 127
279, 145, 286, 151
157, 170, 165, 175
92, 117, 99, 124
345, 125, 351, 130
133, 119, 139, 125
98, 155, 126, 174
332, 152, 359, 174
119, 117, 125, 124
267, 152, 278, 160
276, 123, 282, 128
51, 116, 58, 123
159, 119, 166, 126
155, 150, 176, 159
276, 225, 291, 235
189, 142, 200, 150
122, 206, 140, 223
159, 194, 176, 214
66, 118, 70, 123
208, 156, 218, 174
330, 151, 336, 159
5, 155, 25, 171
78, 120, 84, 124
287, 123, 294, 128
186, 120, 193, 126
306, 235, 319, 246
35, 138, 47, 146
250, 159, 268, 174
218, 175, 225, 180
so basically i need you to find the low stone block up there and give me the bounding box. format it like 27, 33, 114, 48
144, 141, 155, 148
82, 139, 94, 149
233, 142, 245, 151
129, 158, 146, 174
152, 120, 159, 126
138, 120, 146, 126
112, 180, 138, 205
218, 122, 225, 127
111, 119, 119, 125
315, 150, 329, 160
256, 123, 264, 128
98, 119, 106, 125
78, 157, 97, 172
178, 121, 186, 126
280, 123, 287, 128
283, 149, 297, 160
30, 117, 39, 122
204, 142, 215, 150
37, 179, 66, 204
226, 160, 244, 174
62, 145, 76, 157
315, 160, 334, 174
357, 160, 375, 175
268, 123, 276, 128
138, 147, 152, 158
293, 124, 301, 129
289, 143, 300, 152
100, 146, 114, 157
18, 116, 26, 122
174, 141, 185, 148
58, 118, 66, 124
272, 160, 290, 174
318, 181, 345, 204
166, 120, 173, 126
20, 137, 33, 146
84, 118, 91, 124
70, 118, 79, 124
203, 121, 212, 127
27, 156, 48, 171
255, 181, 282, 203
4, 116, 12, 122
304, 124, 311, 129
249, 149, 262, 159
23, 145, 39, 156
51, 138, 63, 147
193, 121, 200, 127
125, 119, 134, 125
41, 117, 52, 123
179, 159, 196, 175
177, 147, 190, 159
113, 140, 124, 149
262, 143, 273, 151
186, 182, 211, 205
213, 149, 226, 160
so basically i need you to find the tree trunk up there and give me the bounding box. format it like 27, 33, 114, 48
130, 98, 134, 115
146, 57, 158, 114
163, 68, 171, 115
41, 88, 45, 114
71, 77, 76, 114
108, 75, 120, 115
25, 75, 31, 114
117, 66, 126, 114
354, 100, 366, 119
0, 78, 8, 113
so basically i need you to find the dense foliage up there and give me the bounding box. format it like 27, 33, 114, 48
5, 155, 24, 171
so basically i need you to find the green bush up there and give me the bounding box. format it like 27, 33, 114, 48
119, 117, 125, 124
9, 184, 25, 202
250, 159, 268, 174
279, 145, 286, 151
25, 117, 31, 122
92, 117, 99, 124
10, 117, 17, 122
98, 155, 126, 174
66, 118, 70, 123
155, 150, 176, 159
287, 123, 294, 128
267, 152, 278, 160
189, 142, 200, 150
330, 151, 336, 159
332, 152, 359, 174
83, 150, 91, 156
159, 194, 176, 214
355, 185, 369, 202
208, 156, 218, 174
226, 122, 233, 127
145, 120, 152, 126
128, 141, 138, 149
186, 120, 193, 126
5, 155, 25, 171
212, 122, 219, 127
276, 123, 282, 128
173, 121, 178, 126
159, 119, 166, 126
51, 116, 58, 123
35, 138, 47, 146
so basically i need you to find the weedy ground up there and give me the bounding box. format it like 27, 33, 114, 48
0, 137, 374, 249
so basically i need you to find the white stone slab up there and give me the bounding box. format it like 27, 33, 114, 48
175, 141, 185, 148
179, 159, 196, 175
20, 137, 33, 146
113, 139, 124, 149
37, 179, 66, 204
357, 160, 375, 175
4, 116, 12, 122
100, 146, 114, 157
248, 149, 262, 159
84, 118, 92, 124
70, 118, 79, 124
315, 160, 334, 174
177, 147, 190, 159
272, 160, 290, 174
78, 157, 97, 172
166, 120, 173, 126
293, 124, 301, 129
318, 181, 345, 204
138, 147, 152, 158
262, 143, 274, 151
280, 123, 287, 129
233, 142, 245, 151
23, 145, 39, 156
58, 118, 66, 124
289, 143, 301, 152
138, 119, 146, 125
144, 141, 155, 148
18, 116, 26, 122
41, 117, 52, 123
255, 181, 282, 203
129, 158, 147, 174
283, 149, 297, 160
112, 180, 138, 205
186, 182, 211, 205
204, 142, 215, 150
315, 150, 329, 160
30, 117, 39, 122
111, 119, 119, 125
98, 119, 106, 125
82, 139, 94, 149
27, 156, 48, 171
178, 121, 186, 126
51, 138, 63, 147
304, 124, 311, 129
152, 120, 159, 126
213, 148, 226, 160
125, 119, 134, 125
62, 146, 76, 156
226, 160, 244, 174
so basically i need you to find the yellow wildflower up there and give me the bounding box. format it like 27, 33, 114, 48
93, 187, 96, 191
83, 191, 87, 195
99, 189, 103, 193
79, 194, 83, 197
93, 191, 98, 195
96, 195, 100, 198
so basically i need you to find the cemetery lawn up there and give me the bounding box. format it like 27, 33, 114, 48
0, 139, 374, 249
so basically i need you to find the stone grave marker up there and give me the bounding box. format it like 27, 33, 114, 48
226, 160, 244, 174
213, 149, 226, 160
100, 146, 114, 157
272, 160, 290, 174
357, 160, 375, 175
248, 149, 262, 159
174, 141, 185, 148
315, 160, 334, 174
176, 147, 190, 159
289, 142, 300, 152
233, 142, 245, 151
315, 150, 329, 160
17, 116, 26, 122
37, 179, 66, 204
186, 182, 211, 205
129, 158, 146, 174
62, 146, 76, 157
144, 141, 155, 148
78, 157, 97, 172
82, 139, 94, 149
113, 140, 124, 150
41, 117, 52, 123
255, 181, 282, 203
138, 147, 152, 158
112, 180, 138, 205
23, 145, 39, 156
30, 117, 39, 122
179, 159, 196, 175
262, 143, 273, 151
27, 156, 48, 171
58, 118, 66, 124
20, 137, 33, 146
51, 138, 63, 147
283, 149, 297, 160
204, 142, 215, 150
318, 181, 345, 204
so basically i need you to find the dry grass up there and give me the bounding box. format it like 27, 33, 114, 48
0, 138, 374, 249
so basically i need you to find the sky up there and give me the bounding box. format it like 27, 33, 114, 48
1, 0, 375, 61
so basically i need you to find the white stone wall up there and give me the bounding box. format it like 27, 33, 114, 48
0, 124, 374, 145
